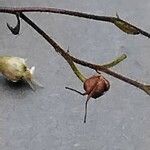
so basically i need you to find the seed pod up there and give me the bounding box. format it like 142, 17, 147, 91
0, 56, 42, 90
66, 74, 110, 123
84, 75, 110, 99
83, 75, 110, 123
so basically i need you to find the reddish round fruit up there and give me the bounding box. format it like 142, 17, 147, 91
83, 75, 110, 99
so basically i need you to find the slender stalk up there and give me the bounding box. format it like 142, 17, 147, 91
65, 55, 86, 82
0, 7, 114, 22
17, 13, 150, 95
0, 7, 150, 38
65, 87, 86, 95
66, 53, 127, 82
84, 100, 88, 123
100, 54, 127, 68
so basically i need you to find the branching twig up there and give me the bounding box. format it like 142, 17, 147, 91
66, 53, 127, 82
1, 7, 150, 124
14, 13, 150, 96
0, 7, 150, 38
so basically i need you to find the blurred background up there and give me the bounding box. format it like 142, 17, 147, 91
0, 1, 150, 150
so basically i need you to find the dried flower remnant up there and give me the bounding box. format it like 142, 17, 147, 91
7, 13, 20, 35
0, 56, 42, 90
113, 19, 140, 35
66, 74, 110, 123
112, 13, 140, 35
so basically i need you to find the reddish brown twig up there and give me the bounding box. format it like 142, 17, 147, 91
0, 7, 150, 38
15, 13, 150, 96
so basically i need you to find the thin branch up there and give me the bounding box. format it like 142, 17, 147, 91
100, 54, 127, 68
65, 53, 127, 83
0, 7, 116, 22
16, 13, 150, 95
65, 87, 86, 95
0, 7, 150, 38
65, 53, 86, 82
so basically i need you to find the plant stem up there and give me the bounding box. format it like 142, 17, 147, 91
101, 54, 127, 68
17, 13, 150, 95
0, 7, 114, 22
66, 53, 127, 82
0, 7, 150, 38
65, 55, 86, 82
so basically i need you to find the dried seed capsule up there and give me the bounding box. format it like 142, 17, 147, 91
84, 75, 110, 99
83, 75, 110, 123
66, 74, 110, 123
0, 56, 42, 90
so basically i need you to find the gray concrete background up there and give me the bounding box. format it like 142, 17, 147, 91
0, 1, 150, 150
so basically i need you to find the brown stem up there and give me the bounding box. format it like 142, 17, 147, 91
65, 87, 86, 95
84, 88, 96, 123
0, 7, 150, 38
0, 7, 114, 22
17, 13, 149, 95
84, 100, 88, 123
